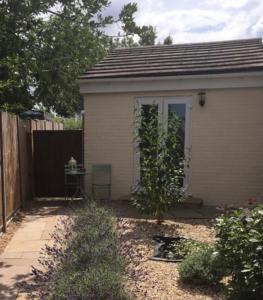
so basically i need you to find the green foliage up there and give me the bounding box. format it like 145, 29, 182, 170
171, 239, 207, 259
0, 1, 157, 116
119, 3, 138, 36
178, 245, 225, 285
0, 0, 111, 116
34, 202, 129, 299
114, 3, 157, 47
132, 105, 185, 223
163, 36, 173, 45
215, 205, 263, 300
137, 25, 157, 46
63, 117, 83, 130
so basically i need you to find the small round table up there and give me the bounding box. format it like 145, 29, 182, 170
65, 170, 90, 201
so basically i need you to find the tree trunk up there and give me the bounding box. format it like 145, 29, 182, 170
156, 206, 164, 225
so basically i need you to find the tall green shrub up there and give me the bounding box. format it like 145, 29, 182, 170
132, 104, 185, 224
215, 205, 263, 300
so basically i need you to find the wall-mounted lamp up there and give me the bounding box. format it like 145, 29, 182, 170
198, 91, 206, 107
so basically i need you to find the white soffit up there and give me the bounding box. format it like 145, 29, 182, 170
79, 72, 263, 94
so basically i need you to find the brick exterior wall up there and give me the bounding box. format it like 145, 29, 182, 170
84, 87, 263, 206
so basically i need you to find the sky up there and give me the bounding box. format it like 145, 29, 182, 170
103, 0, 263, 43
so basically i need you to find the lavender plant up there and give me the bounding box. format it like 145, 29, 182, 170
32, 203, 129, 300
133, 104, 185, 224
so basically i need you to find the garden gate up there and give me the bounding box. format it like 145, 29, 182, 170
33, 130, 83, 197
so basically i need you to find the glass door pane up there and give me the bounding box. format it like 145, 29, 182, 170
168, 103, 186, 157
134, 98, 162, 183
135, 97, 192, 192
139, 104, 158, 180
168, 104, 186, 187
163, 98, 192, 191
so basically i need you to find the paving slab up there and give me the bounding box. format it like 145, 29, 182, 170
0, 205, 65, 299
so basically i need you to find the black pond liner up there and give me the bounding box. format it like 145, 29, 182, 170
150, 235, 193, 263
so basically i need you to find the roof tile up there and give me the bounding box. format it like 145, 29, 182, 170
81, 38, 263, 79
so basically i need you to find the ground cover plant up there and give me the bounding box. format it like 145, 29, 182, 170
215, 205, 263, 300
178, 244, 225, 286
32, 202, 129, 300
171, 238, 207, 259
152, 236, 208, 261
133, 104, 185, 224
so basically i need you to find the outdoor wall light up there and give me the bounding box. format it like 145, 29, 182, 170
198, 91, 206, 107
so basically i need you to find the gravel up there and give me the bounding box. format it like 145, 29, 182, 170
117, 216, 223, 300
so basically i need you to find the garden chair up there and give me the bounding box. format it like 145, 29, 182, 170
91, 164, 111, 200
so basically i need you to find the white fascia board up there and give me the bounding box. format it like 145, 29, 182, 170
79, 72, 263, 94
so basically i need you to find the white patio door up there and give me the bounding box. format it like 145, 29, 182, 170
135, 96, 192, 193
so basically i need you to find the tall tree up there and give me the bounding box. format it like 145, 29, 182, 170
163, 35, 173, 45
0, 1, 157, 116
0, 0, 112, 115
115, 3, 157, 48
138, 25, 157, 46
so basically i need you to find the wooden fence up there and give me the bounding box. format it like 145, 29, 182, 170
0, 112, 63, 232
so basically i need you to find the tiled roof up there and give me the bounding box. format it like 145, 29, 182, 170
81, 38, 263, 79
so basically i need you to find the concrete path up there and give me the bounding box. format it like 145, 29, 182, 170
0, 205, 65, 299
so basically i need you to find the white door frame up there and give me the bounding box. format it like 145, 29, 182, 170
134, 96, 193, 194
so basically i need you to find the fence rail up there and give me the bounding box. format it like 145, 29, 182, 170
0, 112, 63, 232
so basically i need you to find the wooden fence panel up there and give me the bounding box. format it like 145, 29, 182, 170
45, 121, 53, 130
52, 123, 58, 130
31, 120, 37, 131
1, 112, 21, 218
34, 131, 82, 197
0, 113, 64, 232
0, 120, 3, 229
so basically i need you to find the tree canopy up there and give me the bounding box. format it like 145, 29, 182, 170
0, 1, 162, 116
163, 35, 173, 45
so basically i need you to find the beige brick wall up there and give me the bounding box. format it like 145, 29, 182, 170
84, 87, 263, 206
84, 93, 134, 200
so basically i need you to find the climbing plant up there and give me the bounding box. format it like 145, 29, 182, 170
132, 104, 185, 224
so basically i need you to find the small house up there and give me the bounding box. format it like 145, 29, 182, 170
79, 38, 263, 206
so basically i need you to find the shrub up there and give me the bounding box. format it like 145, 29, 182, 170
171, 239, 207, 259
63, 117, 82, 130
215, 205, 263, 300
33, 202, 129, 300
178, 245, 225, 285
132, 104, 185, 224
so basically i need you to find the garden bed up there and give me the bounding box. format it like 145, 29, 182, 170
105, 199, 222, 300
116, 217, 221, 300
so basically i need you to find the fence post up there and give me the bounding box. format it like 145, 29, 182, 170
0, 112, 6, 232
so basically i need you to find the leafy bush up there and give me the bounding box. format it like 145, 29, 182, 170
215, 205, 263, 300
171, 239, 207, 259
33, 202, 129, 300
132, 104, 185, 224
178, 245, 225, 285
63, 117, 82, 130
